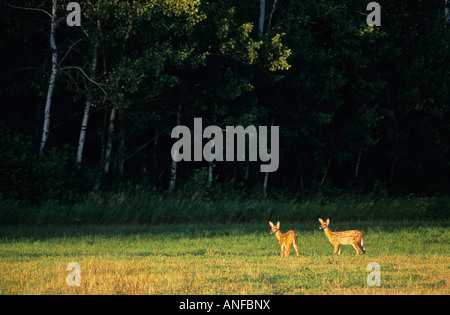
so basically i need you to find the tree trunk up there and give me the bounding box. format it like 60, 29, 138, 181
243, 163, 250, 182
169, 104, 182, 191
262, 119, 275, 195
263, 171, 269, 196
446, 0, 450, 25
103, 20, 132, 175
117, 107, 126, 178
103, 106, 116, 174
152, 129, 159, 186
354, 149, 363, 179
100, 103, 108, 167
39, 0, 58, 156
389, 157, 396, 183
76, 99, 92, 169
258, 0, 266, 38
207, 163, 214, 186
169, 156, 178, 192
320, 156, 332, 186
76, 42, 99, 170
207, 103, 218, 186
266, 0, 278, 33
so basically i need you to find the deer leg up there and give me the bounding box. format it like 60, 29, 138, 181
293, 239, 300, 256
358, 240, 366, 254
285, 245, 291, 257
351, 243, 361, 256
333, 244, 340, 255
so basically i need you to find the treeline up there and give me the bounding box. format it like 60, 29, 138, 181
0, 0, 449, 203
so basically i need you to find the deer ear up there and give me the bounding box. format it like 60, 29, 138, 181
326, 218, 330, 225
277, 221, 280, 229
318, 218, 324, 224
269, 221, 274, 227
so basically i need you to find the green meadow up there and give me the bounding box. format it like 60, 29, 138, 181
1, 220, 448, 295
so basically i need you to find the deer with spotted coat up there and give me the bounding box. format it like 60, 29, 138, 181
269, 221, 300, 258
318, 218, 366, 256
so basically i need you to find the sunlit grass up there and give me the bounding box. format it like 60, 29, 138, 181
0, 222, 448, 294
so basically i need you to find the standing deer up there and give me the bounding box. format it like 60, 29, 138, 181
269, 221, 300, 257
318, 218, 366, 256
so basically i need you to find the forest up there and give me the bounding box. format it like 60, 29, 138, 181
1, 0, 449, 207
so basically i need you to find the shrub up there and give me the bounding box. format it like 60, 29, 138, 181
0, 128, 76, 203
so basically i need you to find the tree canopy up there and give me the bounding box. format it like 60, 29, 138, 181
1, 0, 449, 202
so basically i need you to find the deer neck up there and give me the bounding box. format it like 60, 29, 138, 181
274, 230, 282, 241
323, 227, 333, 241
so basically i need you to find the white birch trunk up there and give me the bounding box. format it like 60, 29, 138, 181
76, 100, 92, 169
76, 44, 99, 170
39, 0, 58, 156
258, 0, 266, 38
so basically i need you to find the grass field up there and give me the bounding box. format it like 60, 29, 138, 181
2, 194, 449, 225
0, 221, 448, 295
